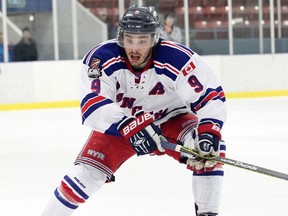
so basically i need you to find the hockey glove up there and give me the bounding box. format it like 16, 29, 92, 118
185, 132, 220, 173
197, 133, 219, 157
117, 111, 165, 156
185, 157, 219, 174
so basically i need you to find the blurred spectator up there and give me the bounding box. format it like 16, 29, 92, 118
108, 22, 118, 39
0, 32, 13, 62
160, 14, 183, 43
98, 8, 117, 39
14, 27, 38, 61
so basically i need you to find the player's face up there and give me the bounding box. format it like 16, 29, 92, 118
123, 33, 153, 68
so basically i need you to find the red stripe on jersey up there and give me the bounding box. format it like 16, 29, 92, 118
219, 91, 225, 98
81, 95, 105, 114
154, 61, 179, 75
102, 56, 122, 69
161, 41, 193, 58
195, 91, 219, 111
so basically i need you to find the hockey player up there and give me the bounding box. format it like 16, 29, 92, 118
41, 5, 227, 216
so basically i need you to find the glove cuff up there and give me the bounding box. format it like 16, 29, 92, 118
118, 112, 154, 139
197, 123, 222, 139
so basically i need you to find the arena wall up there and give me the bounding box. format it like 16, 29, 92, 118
1, 54, 288, 110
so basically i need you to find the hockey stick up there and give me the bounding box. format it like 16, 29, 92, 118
161, 140, 288, 181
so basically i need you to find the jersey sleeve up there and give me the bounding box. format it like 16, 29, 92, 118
80, 52, 125, 137
175, 53, 227, 139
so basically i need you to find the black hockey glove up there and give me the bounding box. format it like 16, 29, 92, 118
117, 111, 165, 156
197, 133, 219, 157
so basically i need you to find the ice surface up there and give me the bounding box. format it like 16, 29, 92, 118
0, 97, 288, 216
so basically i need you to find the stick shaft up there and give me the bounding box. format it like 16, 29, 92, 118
161, 140, 288, 181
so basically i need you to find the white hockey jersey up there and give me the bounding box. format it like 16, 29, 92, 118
80, 39, 227, 138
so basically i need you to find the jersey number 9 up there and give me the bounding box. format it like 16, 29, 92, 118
188, 75, 203, 93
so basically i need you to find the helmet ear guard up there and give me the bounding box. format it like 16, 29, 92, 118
117, 5, 160, 47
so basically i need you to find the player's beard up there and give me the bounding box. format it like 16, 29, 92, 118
128, 49, 152, 70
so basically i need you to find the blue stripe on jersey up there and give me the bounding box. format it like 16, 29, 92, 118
80, 93, 113, 124
198, 118, 224, 129
104, 122, 122, 137
177, 43, 195, 55
64, 175, 89, 200
81, 99, 113, 124
54, 188, 78, 209
158, 40, 194, 60
154, 67, 178, 81
83, 40, 121, 71
193, 170, 224, 176
104, 60, 127, 76
153, 40, 197, 81
191, 86, 226, 111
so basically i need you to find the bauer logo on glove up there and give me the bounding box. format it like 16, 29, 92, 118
120, 112, 154, 138
118, 111, 165, 156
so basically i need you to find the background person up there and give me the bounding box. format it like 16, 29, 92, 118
160, 14, 183, 43
98, 8, 118, 39
14, 27, 38, 61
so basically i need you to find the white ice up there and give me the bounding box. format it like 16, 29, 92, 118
0, 96, 288, 216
